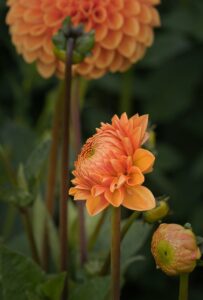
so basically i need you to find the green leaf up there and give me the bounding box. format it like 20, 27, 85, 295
0, 246, 45, 300
0, 186, 34, 207
39, 273, 66, 300
32, 195, 60, 269
69, 277, 110, 300
25, 138, 51, 183
121, 220, 152, 269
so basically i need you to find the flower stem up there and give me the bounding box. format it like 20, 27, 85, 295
111, 206, 121, 300
179, 273, 189, 300
100, 211, 140, 276
119, 69, 133, 115
71, 77, 87, 265
20, 207, 41, 265
42, 84, 64, 271
60, 37, 74, 299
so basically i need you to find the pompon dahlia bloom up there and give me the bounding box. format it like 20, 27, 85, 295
151, 224, 201, 276
69, 113, 156, 216
6, 0, 160, 79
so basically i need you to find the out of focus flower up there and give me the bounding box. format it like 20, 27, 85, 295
69, 113, 155, 216
151, 223, 201, 276
6, 0, 160, 79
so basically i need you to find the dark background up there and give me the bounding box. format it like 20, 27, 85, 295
0, 0, 203, 299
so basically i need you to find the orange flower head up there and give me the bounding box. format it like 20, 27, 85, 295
6, 0, 161, 79
69, 113, 156, 216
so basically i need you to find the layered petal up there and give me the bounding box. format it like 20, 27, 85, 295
123, 186, 155, 211
133, 148, 155, 173
86, 195, 109, 216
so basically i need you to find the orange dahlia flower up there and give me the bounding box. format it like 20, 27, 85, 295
69, 113, 156, 216
6, 0, 160, 79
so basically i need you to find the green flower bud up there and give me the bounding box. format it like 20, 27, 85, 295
52, 17, 95, 65
151, 223, 201, 276
143, 199, 170, 223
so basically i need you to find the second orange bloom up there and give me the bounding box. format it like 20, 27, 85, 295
69, 113, 156, 216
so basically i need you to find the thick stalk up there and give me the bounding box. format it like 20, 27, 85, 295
42, 84, 64, 271
100, 211, 140, 275
60, 37, 74, 300
71, 77, 87, 265
179, 273, 189, 300
111, 207, 121, 300
20, 208, 41, 265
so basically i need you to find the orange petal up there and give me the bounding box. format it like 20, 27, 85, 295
86, 195, 109, 216
69, 187, 89, 200
105, 188, 124, 207
127, 167, 144, 186
123, 186, 155, 211
133, 148, 155, 173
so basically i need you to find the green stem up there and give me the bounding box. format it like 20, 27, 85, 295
88, 210, 107, 251
111, 207, 121, 300
100, 211, 140, 275
71, 77, 87, 265
179, 273, 189, 300
42, 83, 64, 271
20, 208, 41, 265
60, 37, 74, 300
119, 69, 133, 115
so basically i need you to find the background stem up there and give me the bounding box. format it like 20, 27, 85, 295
88, 210, 107, 251
60, 37, 74, 300
42, 84, 64, 271
111, 206, 121, 300
71, 77, 87, 265
20, 207, 41, 265
179, 273, 189, 300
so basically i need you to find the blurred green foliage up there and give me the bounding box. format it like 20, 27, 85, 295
0, 0, 203, 299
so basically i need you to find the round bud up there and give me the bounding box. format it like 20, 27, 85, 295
151, 223, 201, 276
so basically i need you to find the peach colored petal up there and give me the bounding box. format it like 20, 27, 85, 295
123, 186, 155, 211
133, 148, 155, 173
86, 195, 109, 216
105, 188, 124, 207
127, 167, 144, 186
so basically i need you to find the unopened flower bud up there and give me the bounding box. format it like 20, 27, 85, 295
143, 199, 169, 223
151, 223, 201, 276
52, 17, 95, 65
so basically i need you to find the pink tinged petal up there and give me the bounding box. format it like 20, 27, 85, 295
131, 127, 142, 149
132, 114, 149, 142
110, 159, 124, 173
127, 167, 144, 186
117, 174, 127, 187
105, 188, 124, 207
133, 148, 155, 173
123, 137, 134, 155
123, 186, 156, 211
86, 195, 109, 216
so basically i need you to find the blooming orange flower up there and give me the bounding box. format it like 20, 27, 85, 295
6, 0, 160, 79
69, 113, 156, 216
